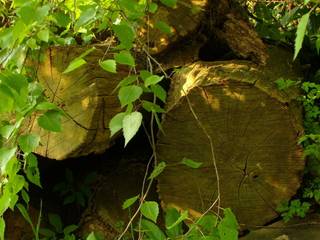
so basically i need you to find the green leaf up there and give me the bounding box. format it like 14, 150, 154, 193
316, 36, 320, 55
181, 158, 203, 169
122, 195, 139, 209
149, 2, 158, 13
115, 50, 135, 66
17, 203, 33, 226
123, 111, 143, 146
197, 214, 218, 235
142, 101, 165, 113
37, 29, 49, 42
21, 189, 30, 205
39, 228, 55, 237
118, 85, 143, 107
0, 147, 16, 173
140, 219, 166, 240
141, 201, 159, 223
144, 75, 164, 87
0, 124, 15, 139
109, 112, 127, 137
86, 232, 98, 240
113, 22, 135, 49
155, 21, 173, 35
63, 225, 78, 235
149, 161, 166, 180
150, 84, 167, 102
294, 12, 310, 60
18, 134, 40, 154
25, 153, 41, 187
160, 0, 177, 8
36, 102, 59, 111
218, 208, 238, 240
165, 208, 183, 237
63, 58, 87, 74
0, 217, 5, 240
0, 86, 14, 113
75, 7, 97, 30
53, 12, 71, 28
99, 59, 117, 73
37, 110, 63, 132
166, 209, 188, 230
48, 213, 63, 232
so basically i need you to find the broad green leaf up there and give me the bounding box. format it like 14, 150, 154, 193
167, 210, 188, 230
36, 102, 59, 111
0, 217, 4, 240
17, 5, 36, 25
218, 208, 238, 240
115, 50, 135, 66
155, 21, 173, 35
109, 112, 127, 137
294, 12, 310, 60
165, 208, 183, 237
0, 86, 14, 113
141, 201, 159, 223
115, 76, 138, 91
37, 29, 49, 42
197, 214, 218, 235
118, 85, 143, 107
17, 204, 33, 226
100, 59, 117, 73
145, 75, 164, 87
25, 153, 41, 187
181, 158, 203, 169
0, 147, 16, 173
37, 110, 63, 132
63, 58, 86, 74
48, 213, 63, 232
122, 195, 139, 209
123, 111, 143, 146
18, 134, 40, 154
35, 5, 50, 22
140, 219, 166, 240
39, 228, 55, 237
53, 12, 71, 28
75, 7, 97, 30
113, 22, 135, 49
79, 47, 96, 59
63, 225, 78, 235
149, 2, 158, 13
160, 0, 177, 8
142, 101, 165, 113
86, 232, 98, 240
149, 161, 166, 180
0, 124, 15, 139
150, 84, 167, 102
140, 70, 152, 81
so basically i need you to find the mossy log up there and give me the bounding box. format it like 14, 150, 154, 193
156, 47, 305, 228
27, 45, 126, 160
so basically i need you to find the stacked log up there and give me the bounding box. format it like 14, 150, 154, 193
156, 46, 305, 228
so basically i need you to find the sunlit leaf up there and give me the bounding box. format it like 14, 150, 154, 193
63, 58, 86, 74
37, 110, 63, 132
115, 50, 135, 66
141, 201, 159, 223
123, 111, 142, 146
181, 158, 203, 169
294, 12, 310, 60
18, 134, 40, 154
149, 161, 166, 179
118, 85, 143, 107
100, 59, 117, 73
109, 112, 127, 137
122, 195, 139, 209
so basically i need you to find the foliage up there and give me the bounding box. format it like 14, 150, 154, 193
53, 169, 97, 207
277, 200, 311, 222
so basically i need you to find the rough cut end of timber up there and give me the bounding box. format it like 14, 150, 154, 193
157, 47, 304, 228
27, 46, 125, 160
142, 0, 207, 54
240, 214, 320, 240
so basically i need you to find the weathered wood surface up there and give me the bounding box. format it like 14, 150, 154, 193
240, 214, 320, 240
27, 45, 125, 160
156, 46, 304, 228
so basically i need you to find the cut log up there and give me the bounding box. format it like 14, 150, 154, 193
156, 46, 305, 228
240, 214, 320, 240
142, 0, 208, 54
26, 45, 126, 160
